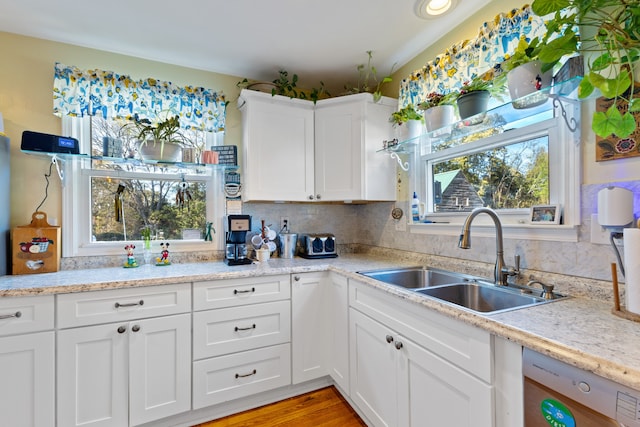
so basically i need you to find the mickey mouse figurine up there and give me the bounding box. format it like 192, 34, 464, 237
156, 242, 170, 265
124, 244, 139, 268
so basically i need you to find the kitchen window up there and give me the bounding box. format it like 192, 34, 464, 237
61, 116, 224, 257
412, 100, 581, 242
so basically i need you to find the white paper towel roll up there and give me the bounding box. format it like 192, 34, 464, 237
598, 187, 634, 227
624, 228, 640, 314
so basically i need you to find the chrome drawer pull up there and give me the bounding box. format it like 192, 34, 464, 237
233, 287, 255, 295
114, 300, 144, 308
234, 324, 256, 332
0, 311, 22, 320
235, 369, 257, 379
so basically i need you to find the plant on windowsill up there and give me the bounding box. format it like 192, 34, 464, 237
531, 0, 640, 138
451, 74, 501, 120
417, 92, 458, 132
129, 113, 188, 162
389, 103, 424, 142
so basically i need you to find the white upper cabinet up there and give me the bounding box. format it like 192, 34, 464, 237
239, 90, 315, 201
239, 89, 397, 202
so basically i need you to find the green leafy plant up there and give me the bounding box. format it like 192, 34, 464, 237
130, 114, 186, 144
417, 91, 458, 110
344, 51, 395, 102
389, 104, 424, 125
531, 0, 640, 138
237, 70, 330, 104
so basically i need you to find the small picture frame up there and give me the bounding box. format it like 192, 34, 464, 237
529, 204, 561, 225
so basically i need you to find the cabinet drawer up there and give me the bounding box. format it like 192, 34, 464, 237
192, 343, 291, 409
0, 295, 54, 336
57, 283, 191, 328
193, 275, 290, 311
193, 300, 290, 360
349, 280, 492, 382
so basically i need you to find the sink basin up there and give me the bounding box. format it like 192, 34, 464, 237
357, 267, 477, 289
416, 282, 547, 314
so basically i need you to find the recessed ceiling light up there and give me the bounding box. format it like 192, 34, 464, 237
414, 0, 458, 18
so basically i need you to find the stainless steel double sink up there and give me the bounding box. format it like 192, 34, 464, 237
357, 266, 565, 315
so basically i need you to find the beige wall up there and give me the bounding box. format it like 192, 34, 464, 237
0, 31, 243, 228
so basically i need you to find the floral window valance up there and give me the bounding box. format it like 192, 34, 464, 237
53, 63, 226, 132
399, 5, 547, 108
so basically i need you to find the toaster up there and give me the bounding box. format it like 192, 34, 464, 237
297, 233, 338, 258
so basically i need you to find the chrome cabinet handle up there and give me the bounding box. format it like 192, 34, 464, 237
294, 276, 300, 281
308, 195, 314, 200
235, 369, 257, 379
117, 325, 127, 334
234, 287, 255, 295
385, 335, 394, 343
115, 300, 144, 308
316, 194, 321, 200
234, 324, 256, 332
395, 341, 404, 350
131, 325, 141, 332
0, 311, 22, 320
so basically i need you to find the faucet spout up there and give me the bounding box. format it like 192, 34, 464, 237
458, 207, 507, 286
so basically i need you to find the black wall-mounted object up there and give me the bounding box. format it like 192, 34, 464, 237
21, 130, 80, 154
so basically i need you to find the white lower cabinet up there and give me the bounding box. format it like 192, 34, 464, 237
349, 279, 495, 427
0, 331, 55, 427
327, 273, 350, 393
192, 277, 292, 410
57, 313, 191, 427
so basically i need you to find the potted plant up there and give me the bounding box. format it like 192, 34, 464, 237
497, 36, 554, 108
418, 91, 458, 132
531, 0, 640, 138
237, 70, 330, 104
389, 103, 424, 141
130, 113, 187, 162
454, 75, 498, 120
343, 51, 395, 102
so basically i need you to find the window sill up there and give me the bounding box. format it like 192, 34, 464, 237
409, 221, 579, 242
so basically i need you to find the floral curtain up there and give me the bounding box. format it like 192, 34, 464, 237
53, 63, 226, 132
399, 5, 547, 108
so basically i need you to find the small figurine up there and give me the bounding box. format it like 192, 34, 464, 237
123, 244, 138, 268
156, 242, 170, 265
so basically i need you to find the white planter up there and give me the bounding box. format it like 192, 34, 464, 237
406, 119, 424, 141
423, 105, 455, 132
138, 140, 182, 162
507, 60, 552, 109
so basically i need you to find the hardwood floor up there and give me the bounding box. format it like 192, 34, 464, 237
193, 386, 367, 427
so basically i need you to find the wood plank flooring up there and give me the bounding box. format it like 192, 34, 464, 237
193, 386, 367, 427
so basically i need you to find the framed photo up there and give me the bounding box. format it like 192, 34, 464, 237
530, 205, 560, 225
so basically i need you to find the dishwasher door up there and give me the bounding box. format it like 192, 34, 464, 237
523, 348, 640, 427
525, 376, 620, 426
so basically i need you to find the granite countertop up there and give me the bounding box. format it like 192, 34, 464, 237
1, 253, 639, 392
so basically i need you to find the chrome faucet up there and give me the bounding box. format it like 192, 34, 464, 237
458, 207, 518, 286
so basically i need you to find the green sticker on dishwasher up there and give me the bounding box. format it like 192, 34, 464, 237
540, 399, 575, 427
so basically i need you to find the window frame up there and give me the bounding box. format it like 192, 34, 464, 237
61, 116, 225, 257
410, 100, 581, 242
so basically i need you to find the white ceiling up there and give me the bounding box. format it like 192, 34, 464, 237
0, 0, 493, 92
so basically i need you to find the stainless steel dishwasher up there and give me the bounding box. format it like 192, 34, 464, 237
524, 348, 640, 426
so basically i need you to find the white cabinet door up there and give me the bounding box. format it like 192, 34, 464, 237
397, 334, 494, 427
57, 323, 128, 427
328, 273, 350, 393
240, 89, 315, 201
0, 331, 54, 427
349, 308, 398, 427
129, 313, 191, 426
58, 314, 191, 427
291, 272, 328, 384
314, 93, 396, 202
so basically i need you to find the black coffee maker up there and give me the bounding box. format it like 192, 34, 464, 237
225, 215, 252, 266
